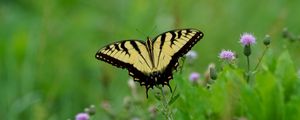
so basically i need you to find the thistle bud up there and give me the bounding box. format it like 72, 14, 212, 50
282, 28, 296, 42
263, 35, 271, 46
87, 105, 96, 116
210, 67, 217, 80
84, 105, 96, 116
282, 28, 289, 38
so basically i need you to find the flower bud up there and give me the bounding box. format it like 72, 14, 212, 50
282, 28, 296, 42
210, 67, 217, 80
84, 105, 96, 116
87, 105, 96, 116
282, 28, 289, 38
263, 35, 271, 46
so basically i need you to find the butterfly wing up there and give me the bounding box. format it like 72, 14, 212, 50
95, 40, 153, 85
152, 29, 204, 83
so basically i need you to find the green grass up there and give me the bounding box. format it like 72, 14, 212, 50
1, 0, 300, 119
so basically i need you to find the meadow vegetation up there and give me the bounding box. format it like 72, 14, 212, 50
1, 0, 300, 119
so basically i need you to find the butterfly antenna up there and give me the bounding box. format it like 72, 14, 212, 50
136, 26, 157, 39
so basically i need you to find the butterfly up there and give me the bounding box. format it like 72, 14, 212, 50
95, 29, 204, 97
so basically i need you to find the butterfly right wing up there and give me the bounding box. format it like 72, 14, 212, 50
151, 29, 203, 86
95, 40, 153, 85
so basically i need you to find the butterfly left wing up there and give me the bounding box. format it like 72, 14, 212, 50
95, 40, 153, 85
152, 29, 204, 84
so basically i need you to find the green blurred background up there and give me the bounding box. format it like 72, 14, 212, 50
1, 0, 300, 119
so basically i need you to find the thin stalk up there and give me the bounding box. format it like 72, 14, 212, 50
159, 87, 173, 120
246, 56, 250, 83
253, 46, 269, 71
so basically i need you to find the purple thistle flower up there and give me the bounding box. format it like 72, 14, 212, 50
219, 50, 235, 61
189, 72, 200, 83
76, 113, 90, 120
240, 33, 256, 46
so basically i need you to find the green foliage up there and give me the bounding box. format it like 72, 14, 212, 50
171, 51, 300, 120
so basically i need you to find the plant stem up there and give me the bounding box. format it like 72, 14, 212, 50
246, 56, 250, 83
159, 87, 173, 120
253, 46, 269, 71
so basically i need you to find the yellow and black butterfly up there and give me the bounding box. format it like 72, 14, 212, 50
95, 29, 204, 97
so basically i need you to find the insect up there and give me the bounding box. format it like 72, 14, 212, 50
95, 29, 204, 97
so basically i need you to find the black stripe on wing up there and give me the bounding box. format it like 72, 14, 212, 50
96, 51, 129, 69
129, 41, 152, 69
120, 41, 130, 56
155, 33, 166, 67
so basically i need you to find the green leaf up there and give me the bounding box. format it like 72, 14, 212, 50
154, 92, 161, 101
284, 94, 300, 120
168, 94, 180, 105
262, 49, 277, 73
240, 85, 263, 120
275, 51, 298, 101
256, 71, 284, 120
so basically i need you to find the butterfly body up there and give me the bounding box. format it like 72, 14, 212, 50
95, 29, 204, 97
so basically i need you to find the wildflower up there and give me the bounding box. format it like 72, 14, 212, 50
186, 50, 198, 60
75, 113, 90, 120
239, 33, 255, 56
240, 33, 256, 46
189, 72, 200, 83
219, 50, 235, 61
